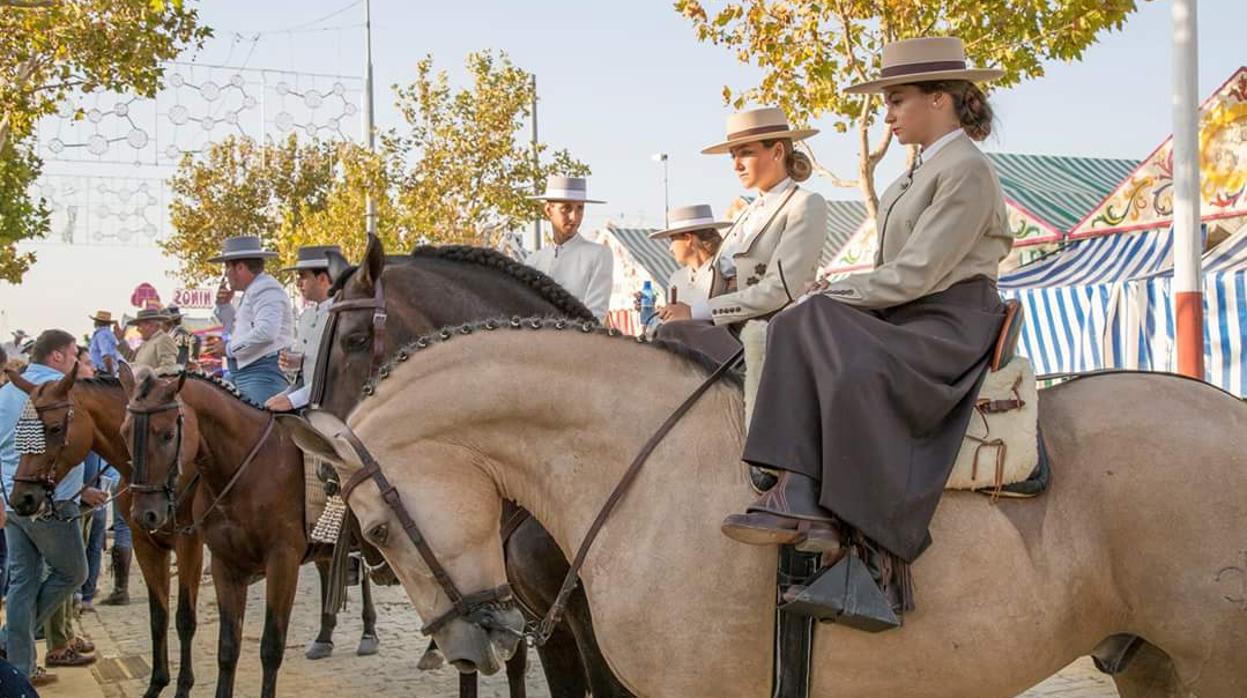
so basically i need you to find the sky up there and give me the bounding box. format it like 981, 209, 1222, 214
3, 0, 1246, 339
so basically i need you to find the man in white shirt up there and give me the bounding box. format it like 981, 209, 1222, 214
265, 245, 340, 412
524, 175, 613, 321
204, 236, 294, 405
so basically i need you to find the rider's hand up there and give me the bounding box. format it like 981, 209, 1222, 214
803, 277, 831, 295
112, 322, 125, 341
81, 487, 108, 508
657, 302, 691, 322
201, 336, 222, 358
632, 291, 643, 312
265, 394, 294, 412
215, 278, 235, 306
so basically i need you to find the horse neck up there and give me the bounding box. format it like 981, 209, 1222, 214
77, 381, 132, 475
357, 332, 747, 557
180, 379, 269, 489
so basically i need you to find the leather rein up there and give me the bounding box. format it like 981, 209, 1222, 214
334, 342, 744, 643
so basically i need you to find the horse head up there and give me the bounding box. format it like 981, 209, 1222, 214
120, 364, 196, 531
281, 409, 524, 676
8, 363, 92, 516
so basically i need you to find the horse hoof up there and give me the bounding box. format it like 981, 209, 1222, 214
357, 634, 380, 656
416, 647, 444, 671
305, 641, 335, 660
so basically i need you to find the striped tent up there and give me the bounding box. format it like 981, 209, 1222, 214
986, 153, 1139, 246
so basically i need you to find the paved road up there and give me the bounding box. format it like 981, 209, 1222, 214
44, 562, 1118, 697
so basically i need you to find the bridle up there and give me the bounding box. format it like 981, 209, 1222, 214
125, 400, 186, 519
338, 428, 516, 637
310, 275, 386, 407
12, 399, 75, 495
330, 330, 743, 643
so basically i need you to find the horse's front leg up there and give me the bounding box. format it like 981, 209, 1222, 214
357, 562, 380, 655
172, 534, 204, 698
306, 559, 336, 660
258, 551, 301, 698
211, 557, 248, 698
131, 535, 172, 698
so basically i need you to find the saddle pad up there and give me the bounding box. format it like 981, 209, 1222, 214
304, 453, 329, 531
946, 357, 1039, 493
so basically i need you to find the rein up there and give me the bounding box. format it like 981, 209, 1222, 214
334, 343, 744, 643
172, 412, 275, 535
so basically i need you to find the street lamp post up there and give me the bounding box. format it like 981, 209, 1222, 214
1172, 0, 1204, 379
652, 153, 669, 227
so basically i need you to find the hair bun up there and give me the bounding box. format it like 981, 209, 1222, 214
786, 150, 813, 182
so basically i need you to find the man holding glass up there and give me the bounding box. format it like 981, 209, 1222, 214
265, 245, 340, 412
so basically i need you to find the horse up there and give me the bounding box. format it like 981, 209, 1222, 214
314, 235, 632, 697
287, 318, 1247, 698
5, 364, 379, 698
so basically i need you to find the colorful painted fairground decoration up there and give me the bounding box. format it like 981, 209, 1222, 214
1072, 67, 1247, 239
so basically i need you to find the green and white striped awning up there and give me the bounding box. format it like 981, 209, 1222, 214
986, 153, 1139, 236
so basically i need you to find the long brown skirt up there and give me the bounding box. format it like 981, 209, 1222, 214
742, 276, 1005, 562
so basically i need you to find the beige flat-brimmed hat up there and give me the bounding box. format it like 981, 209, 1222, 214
701, 107, 818, 155
648, 204, 733, 240
207, 235, 280, 263
89, 310, 114, 323
527, 175, 605, 204
845, 37, 1004, 94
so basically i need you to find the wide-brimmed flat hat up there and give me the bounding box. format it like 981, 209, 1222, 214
845, 37, 1004, 94
526, 175, 604, 204
89, 310, 114, 323
207, 235, 280, 263
701, 107, 818, 155
126, 308, 171, 326
282, 245, 344, 272
164, 305, 183, 319
648, 204, 733, 240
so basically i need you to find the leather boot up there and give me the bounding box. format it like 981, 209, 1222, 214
721, 472, 842, 552
100, 546, 131, 606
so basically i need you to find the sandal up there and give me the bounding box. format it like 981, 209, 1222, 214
71, 636, 96, 654
45, 647, 97, 667
31, 666, 59, 687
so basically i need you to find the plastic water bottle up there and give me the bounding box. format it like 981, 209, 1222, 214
639, 280, 656, 327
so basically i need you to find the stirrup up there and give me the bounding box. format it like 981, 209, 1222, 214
779, 551, 900, 633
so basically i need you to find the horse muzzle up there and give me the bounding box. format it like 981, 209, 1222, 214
131, 495, 173, 532
9, 483, 45, 517
433, 607, 525, 676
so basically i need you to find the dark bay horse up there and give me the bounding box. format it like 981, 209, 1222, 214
314, 236, 632, 697
6, 365, 378, 698
7, 365, 205, 698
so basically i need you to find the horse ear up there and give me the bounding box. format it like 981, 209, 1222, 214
118, 363, 136, 396
53, 361, 79, 396
326, 248, 351, 286
6, 369, 36, 395
359, 234, 385, 291
279, 412, 351, 468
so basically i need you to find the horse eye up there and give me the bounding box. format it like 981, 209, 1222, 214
47, 425, 62, 435
162, 431, 175, 443
344, 333, 369, 351
368, 523, 388, 544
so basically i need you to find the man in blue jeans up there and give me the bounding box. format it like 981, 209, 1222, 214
207, 235, 293, 404
0, 330, 106, 686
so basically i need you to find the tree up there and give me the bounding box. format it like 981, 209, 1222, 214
676, 0, 1138, 219
0, 0, 210, 151
162, 135, 342, 285
387, 50, 589, 247
0, 135, 48, 283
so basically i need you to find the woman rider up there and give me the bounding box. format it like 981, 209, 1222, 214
648, 204, 731, 306
721, 37, 1014, 626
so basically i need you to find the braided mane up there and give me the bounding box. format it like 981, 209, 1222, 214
330, 244, 596, 322
131, 367, 268, 411
359, 316, 741, 403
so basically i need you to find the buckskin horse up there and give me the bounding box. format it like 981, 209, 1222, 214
289, 319, 1247, 698
313, 235, 631, 697
5, 365, 379, 698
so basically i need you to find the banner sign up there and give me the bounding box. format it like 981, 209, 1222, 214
172, 287, 216, 310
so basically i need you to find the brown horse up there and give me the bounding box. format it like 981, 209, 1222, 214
6, 364, 205, 698
7, 365, 380, 698
315, 236, 632, 697
292, 320, 1247, 697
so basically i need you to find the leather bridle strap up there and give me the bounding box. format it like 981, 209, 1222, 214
126, 401, 183, 496
327, 276, 387, 371
338, 428, 513, 636
532, 346, 745, 644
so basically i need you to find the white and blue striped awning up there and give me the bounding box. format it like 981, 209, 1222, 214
1000, 227, 1175, 289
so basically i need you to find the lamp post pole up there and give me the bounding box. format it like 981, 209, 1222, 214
1171, 0, 1204, 379
652, 153, 669, 227
362, 0, 377, 241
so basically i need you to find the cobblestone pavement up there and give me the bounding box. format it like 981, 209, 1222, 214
43, 561, 1117, 697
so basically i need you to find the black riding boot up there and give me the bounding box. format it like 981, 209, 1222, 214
100, 546, 131, 606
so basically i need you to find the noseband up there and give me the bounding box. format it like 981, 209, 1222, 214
126, 401, 185, 510
310, 276, 386, 407
337, 429, 515, 637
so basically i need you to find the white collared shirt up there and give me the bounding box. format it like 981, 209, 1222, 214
917, 128, 966, 168
214, 272, 295, 369
281, 297, 332, 409
526, 233, 614, 321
